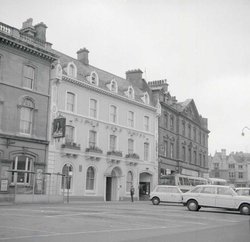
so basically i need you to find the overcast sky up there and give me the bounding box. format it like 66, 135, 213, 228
1, 0, 250, 155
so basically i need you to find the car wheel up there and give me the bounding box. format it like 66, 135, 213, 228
240, 204, 250, 215
152, 197, 160, 205
187, 200, 199, 211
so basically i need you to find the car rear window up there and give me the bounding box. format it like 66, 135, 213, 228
217, 187, 234, 195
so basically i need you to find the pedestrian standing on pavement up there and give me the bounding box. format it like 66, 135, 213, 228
130, 185, 135, 202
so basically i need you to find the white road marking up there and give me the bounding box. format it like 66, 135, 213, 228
0, 225, 172, 241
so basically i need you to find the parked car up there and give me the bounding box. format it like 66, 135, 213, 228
235, 187, 250, 196
150, 185, 183, 205
182, 185, 250, 215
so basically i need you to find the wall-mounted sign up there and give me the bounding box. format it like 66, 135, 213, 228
0, 180, 8, 192
52, 117, 66, 138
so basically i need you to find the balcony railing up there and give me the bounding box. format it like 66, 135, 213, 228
61, 142, 81, 150
125, 153, 140, 160
107, 151, 123, 157
85, 146, 103, 154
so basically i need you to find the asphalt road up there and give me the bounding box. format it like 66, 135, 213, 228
0, 201, 249, 242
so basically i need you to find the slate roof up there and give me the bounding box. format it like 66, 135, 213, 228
51, 49, 156, 107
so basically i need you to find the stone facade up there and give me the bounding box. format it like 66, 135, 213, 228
148, 80, 209, 179
0, 19, 57, 199
48, 51, 159, 201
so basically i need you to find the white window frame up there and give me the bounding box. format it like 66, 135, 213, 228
128, 111, 134, 128
67, 62, 77, 78
90, 71, 99, 86
144, 116, 149, 132
20, 98, 35, 135
86, 166, 95, 191
23, 65, 35, 90
109, 105, 117, 123
11, 155, 33, 185
128, 138, 134, 154
144, 142, 150, 161
89, 98, 98, 119
109, 135, 117, 151
66, 92, 76, 113
89, 130, 97, 148
65, 125, 75, 144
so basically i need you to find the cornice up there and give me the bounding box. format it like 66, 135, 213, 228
0, 34, 58, 62
62, 75, 157, 112
0, 133, 49, 145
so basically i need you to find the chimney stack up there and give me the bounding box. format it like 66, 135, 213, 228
20, 18, 35, 37
77, 48, 89, 65
126, 69, 143, 82
34, 22, 47, 42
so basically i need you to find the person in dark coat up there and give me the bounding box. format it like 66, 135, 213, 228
130, 185, 135, 202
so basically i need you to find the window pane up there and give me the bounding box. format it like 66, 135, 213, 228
67, 92, 75, 112
86, 167, 95, 190
20, 107, 32, 134
90, 99, 97, 118
128, 139, 134, 154
89, 131, 96, 147
23, 66, 34, 89
65, 126, 74, 143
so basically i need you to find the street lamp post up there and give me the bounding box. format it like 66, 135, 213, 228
241, 126, 250, 136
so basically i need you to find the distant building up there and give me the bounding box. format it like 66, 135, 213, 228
209, 149, 250, 187
0, 19, 57, 199
148, 80, 209, 179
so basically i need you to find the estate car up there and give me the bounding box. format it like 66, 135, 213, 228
182, 185, 250, 215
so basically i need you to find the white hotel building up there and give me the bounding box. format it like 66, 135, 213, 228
48, 48, 159, 201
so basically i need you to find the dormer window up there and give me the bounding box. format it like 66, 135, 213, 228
125, 86, 134, 99
90, 71, 99, 85
67, 62, 77, 78
142, 92, 149, 104
110, 79, 117, 92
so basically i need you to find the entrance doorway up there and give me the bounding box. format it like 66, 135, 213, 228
139, 172, 152, 200
106, 177, 112, 201
105, 166, 122, 201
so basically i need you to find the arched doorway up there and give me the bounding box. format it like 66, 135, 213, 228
105, 166, 122, 201
139, 172, 152, 200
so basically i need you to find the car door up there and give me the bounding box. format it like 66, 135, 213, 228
215, 187, 235, 209
198, 187, 216, 206
169, 187, 182, 202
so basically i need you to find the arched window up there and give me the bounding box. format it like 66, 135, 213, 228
67, 62, 77, 78
61, 164, 73, 189
20, 97, 35, 134
90, 71, 99, 85
11, 155, 33, 184
126, 171, 133, 192
86, 166, 95, 190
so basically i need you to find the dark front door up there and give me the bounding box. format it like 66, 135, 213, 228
106, 177, 112, 201
139, 182, 150, 200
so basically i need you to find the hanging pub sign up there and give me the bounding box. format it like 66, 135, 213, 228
52, 117, 66, 138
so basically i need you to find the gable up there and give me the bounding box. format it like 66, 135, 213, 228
182, 100, 201, 124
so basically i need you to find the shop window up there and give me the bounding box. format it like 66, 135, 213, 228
11, 155, 33, 184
